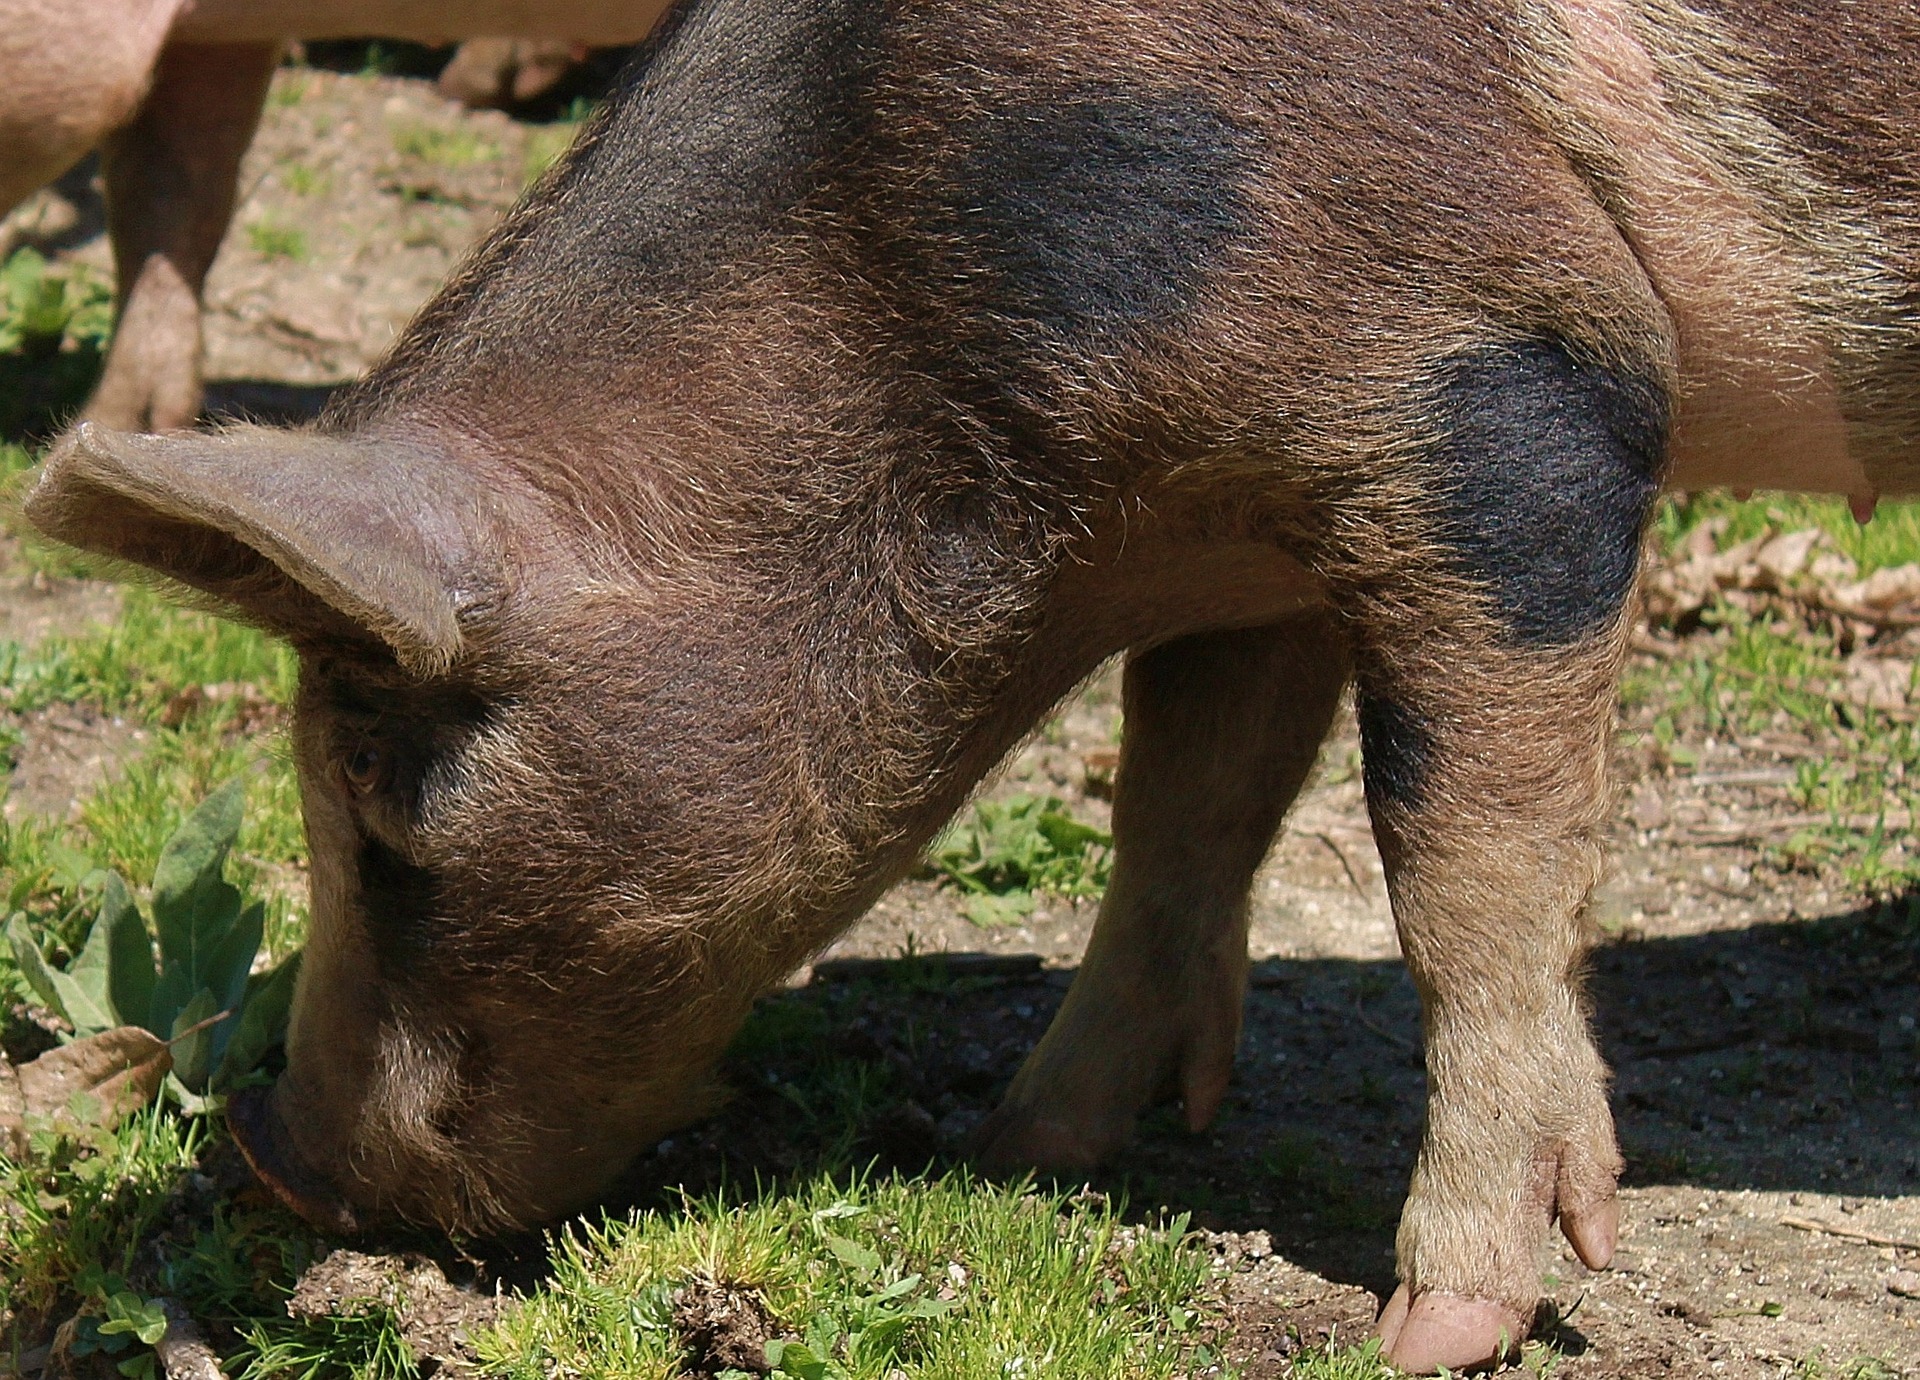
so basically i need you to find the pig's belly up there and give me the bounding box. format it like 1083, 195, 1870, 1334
1548, 0, 1879, 501
173, 0, 667, 43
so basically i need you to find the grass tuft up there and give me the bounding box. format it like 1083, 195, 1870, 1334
482, 1171, 1226, 1380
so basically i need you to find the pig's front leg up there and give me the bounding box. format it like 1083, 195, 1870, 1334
86, 42, 277, 433
1359, 339, 1665, 1370
976, 616, 1349, 1169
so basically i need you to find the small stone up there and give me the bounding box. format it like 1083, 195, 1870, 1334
1890, 1269, 1920, 1300
1630, 785, 1668, 831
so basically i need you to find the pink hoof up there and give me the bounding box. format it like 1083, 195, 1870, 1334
1375, 1284, 1525, 1373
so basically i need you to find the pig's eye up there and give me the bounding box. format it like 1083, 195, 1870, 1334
344, 742, 389, 794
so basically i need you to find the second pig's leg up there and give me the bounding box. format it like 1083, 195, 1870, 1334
87, 42, 278, 433
977, 615, 1349, 1168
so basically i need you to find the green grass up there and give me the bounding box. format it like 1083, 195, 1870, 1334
0, 583, 303, 985
269, 73, 309, 108
246, 222, 309, 263
522, 120, 585, 186
0, 1106, 210, 1344
482, 1173, 1226, 1380
282, 164, 331, 199
0, 250, 114, 443
927, 794, 1113, 927
390, 122, 499, 170
1655, 491, 1920, 577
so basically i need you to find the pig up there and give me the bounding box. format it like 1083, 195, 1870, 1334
25, 0, 1920, 1370
435, 38, 599, 111
0, 0, 673, 435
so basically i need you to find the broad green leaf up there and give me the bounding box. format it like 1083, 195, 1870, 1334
149, 777, 248, 1010
49, 966, 116, 1037
8, 913, 66, 1017
99, 1294, 168, 1348
67, 877, 148, 1032
772, 1338, 829, 1379
810, 1201, 867, 1223
804, 1315, 839, 1357
200, 901, 263, 1072
146, 882, 240, 1036
867, 1275, 921, 1304
216, 951, 300, 1088
963, 892, 1034, 928
213, 902, 264, 1011
100, 876, 157, 1036
824, 1233, 881, 1279
8, 912, 117, 1037
47, 840, 105, 894
1037, 812, 1104, 851
167, 989, 222, 1094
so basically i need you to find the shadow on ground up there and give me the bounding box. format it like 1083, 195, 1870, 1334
202, 379, 342, 427
465, 893, 1920, 1302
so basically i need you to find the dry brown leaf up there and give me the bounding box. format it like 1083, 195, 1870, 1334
9, 1027, 172, 1143
1831, 562, 1920, 614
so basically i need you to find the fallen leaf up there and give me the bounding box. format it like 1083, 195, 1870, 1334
1833, 563, 1920, 613
11, 1026, 172, 1143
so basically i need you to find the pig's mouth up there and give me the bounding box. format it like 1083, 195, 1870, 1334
229, 1083, 362, 1235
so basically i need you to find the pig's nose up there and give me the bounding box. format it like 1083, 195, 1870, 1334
229, 1082, 361, 1234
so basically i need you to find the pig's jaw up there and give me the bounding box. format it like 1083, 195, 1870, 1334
229, 1082, 361, 1235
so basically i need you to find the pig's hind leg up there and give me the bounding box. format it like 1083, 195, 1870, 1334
975, 616, 1349, 1169
86, 41, 277, 433
1354, 336, 1667, 1371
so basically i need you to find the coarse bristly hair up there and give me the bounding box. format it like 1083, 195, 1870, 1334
21, 0, 1920, 1361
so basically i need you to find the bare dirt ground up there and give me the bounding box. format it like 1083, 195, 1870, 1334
4, 60, 1916, 1376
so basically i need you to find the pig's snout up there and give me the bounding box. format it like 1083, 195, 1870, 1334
229, 1082, 361, 1235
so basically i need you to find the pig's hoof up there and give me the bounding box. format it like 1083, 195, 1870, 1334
1375, 1285, 1526, 1373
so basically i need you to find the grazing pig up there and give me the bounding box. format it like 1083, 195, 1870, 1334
0, 0, 672, 434
26, 0, 1920, 1369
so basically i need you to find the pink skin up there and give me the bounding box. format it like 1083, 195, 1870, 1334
1379, 1199, 1618, 1370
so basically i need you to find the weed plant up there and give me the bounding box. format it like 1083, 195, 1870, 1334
928, 794, 1113, 926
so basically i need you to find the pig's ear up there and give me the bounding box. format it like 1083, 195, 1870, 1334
26, 423, 497, 676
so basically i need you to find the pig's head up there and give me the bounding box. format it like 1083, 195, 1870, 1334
27, 423, 828, 1233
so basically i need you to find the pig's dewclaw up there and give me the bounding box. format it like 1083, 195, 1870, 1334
1560, 1191, 1619, 1270
1375, 1285, 1525, 1373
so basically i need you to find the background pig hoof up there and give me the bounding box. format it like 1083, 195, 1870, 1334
969, 1105, 1128, 1173
1375, 1285, 1526, 1373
